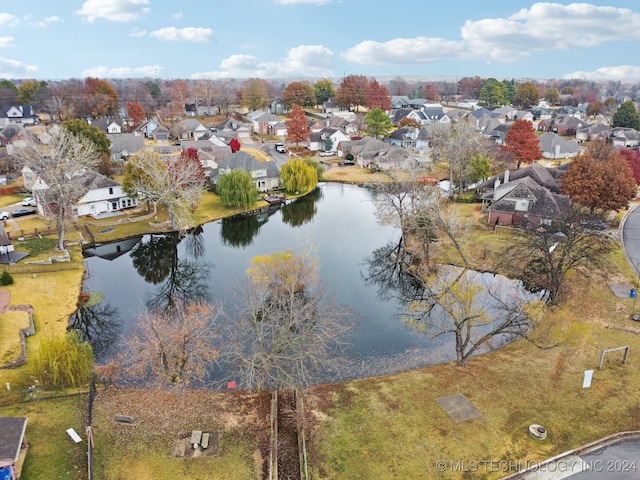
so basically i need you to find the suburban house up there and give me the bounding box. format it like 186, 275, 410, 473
152, 126, 170, 141
0, 105, 39, 127
0, 124, 28, 149
337, 137, 415, 170
107, 133, 145, 161
213, 151, 280, 192
178, 119, 208, 140
308, 128, 350, 152
0, 416, 28, 480
386, 127, 419, 150
575, 123, 611, 143
611, 127, 640, 149
539, 132, 582, 159
27, 168, 139, 218
90, 117, 123, 134
420, 103, 450, 125
390, 108, 424, 126
135, 119, 160, 138
477, 164, 571, 228
251, 112, 281, 136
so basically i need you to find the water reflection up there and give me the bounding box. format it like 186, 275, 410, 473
68, 300, 121, 358
130, 229, 213, 311
281, 186, 322, 227
220, 212, 271, 248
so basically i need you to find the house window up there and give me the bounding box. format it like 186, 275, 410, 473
111, 202, 118, 210
108, 187, 113, 195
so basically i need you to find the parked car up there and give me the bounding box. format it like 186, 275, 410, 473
21, 197, 36, 206
275, 143, 286, 153
339, 159, 355, 166
320, 151, 335, 157
0, 211, 8, 220
11, 208, 36, 218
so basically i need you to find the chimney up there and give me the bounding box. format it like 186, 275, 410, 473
504, 169, 510, 184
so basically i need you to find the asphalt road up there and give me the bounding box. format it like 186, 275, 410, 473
566, 439, 640, 479
622, 203, 640, 276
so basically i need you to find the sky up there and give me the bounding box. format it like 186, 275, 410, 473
2, 0, 640, 82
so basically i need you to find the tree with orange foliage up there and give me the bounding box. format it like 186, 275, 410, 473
283, 81, 316, 109
286, 104, 308, 147
85, 78, 119, 117
126, 101, 146, 128
502, 119, 542, 168
561, 141, 637, 213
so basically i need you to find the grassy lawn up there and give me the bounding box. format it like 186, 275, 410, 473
92, 388, 266, 480
0, 310, 30, 365
0, 395, 88, 480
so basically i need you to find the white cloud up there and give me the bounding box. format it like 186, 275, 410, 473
461, 2, 640, 61
130, 27, 147, 38
274, 0, 330, 5
342, 37, 465, 65
0, 13, 19, 26
340, 2, 640, 67
0, 57, 39, 77
149, 27, 213, 43
192, 45, 334, 79
564, 65, 640, 82
172, 11, 183, 20
75, 0, 150, 23
0, 37, 14, 48
32, 16, 61, 28
82, 65, 162, 78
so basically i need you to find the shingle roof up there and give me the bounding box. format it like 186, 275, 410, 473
0, 417, 27, 463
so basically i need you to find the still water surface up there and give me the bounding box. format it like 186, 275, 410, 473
79, 183, 536, 385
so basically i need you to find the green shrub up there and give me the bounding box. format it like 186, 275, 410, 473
0, 270, 13, 285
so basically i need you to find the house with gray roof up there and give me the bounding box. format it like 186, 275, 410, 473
575, 122, 610, 143
107, 133, 145, 160
0, 417, 28, 479
337, 137, 415, 170
308, 127, 350, 152
478, 164, 571, 228
539, 132, 582, 159
90, 117, 123, 134
178, 119, 208, 140
611, 127, 640, 149
213, 151, 280, 192
252, 112, 282, 136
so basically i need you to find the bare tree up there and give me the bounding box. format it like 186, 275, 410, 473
122, 150, 207, 231
116, 300, 219, 388
221, 250, 355, 390
503, 207, 612, 305
13, 126, 101, 250
405, 265, 546, 366
429, 121, 491, 193
372, 172, 471, 266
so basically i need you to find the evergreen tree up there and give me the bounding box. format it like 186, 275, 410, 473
612, 100, 640, 130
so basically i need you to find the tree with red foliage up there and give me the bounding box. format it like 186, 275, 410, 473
366, 79, 391, 111
335, 74, 368, 112
561, 141, 637, 213
502, 120, 542, 168
229, 138, 241, 153
177, 148, 205, 183
619, 149, 640, 185
126, 101, 146, 129
286, 105, 309, 147
422, 83, 440, 102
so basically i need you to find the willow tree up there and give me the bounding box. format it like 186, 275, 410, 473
280, 158, 318, 194
13, 126, 101, 251
217, 169, 258, 208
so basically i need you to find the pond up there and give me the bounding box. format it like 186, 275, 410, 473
75, 183, 542, 386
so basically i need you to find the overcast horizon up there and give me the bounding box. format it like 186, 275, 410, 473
2, 1, 640, 83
